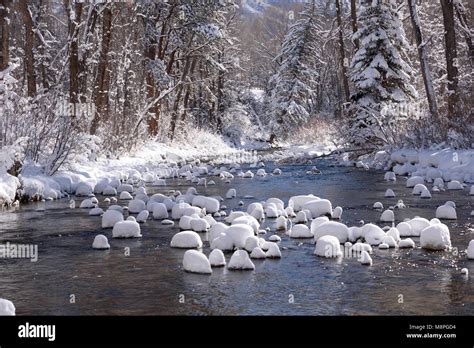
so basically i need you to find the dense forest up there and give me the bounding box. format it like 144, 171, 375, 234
0, 0, 472, 175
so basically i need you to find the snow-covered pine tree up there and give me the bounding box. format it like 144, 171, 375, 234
348, 0, 416, 148
267, 1, 322, 142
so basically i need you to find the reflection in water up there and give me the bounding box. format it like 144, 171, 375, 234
0, 160, 472, 315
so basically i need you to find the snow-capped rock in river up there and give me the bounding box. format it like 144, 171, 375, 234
373, 202, 383, 210
80, 198, 96, 208
119, 191, 133, 200
225, 188, 236, 199
0, 298, 15, 315
92, 234, 110, 249
152, 203, 169, 219
136, 210, 149, 222
303, 199, 332, 218
361, 224, 386, 246
250, 247, 266, 259
227, 250, 255, 270
405, 217, 431, 236
406, 176, 424, 188
399, 238, 415, 248
447, 180, 463, 190
384, 189, 395, 198
313, 221, 349, 243
89, 207, 104, 216
380, 209, 394, 222
435, 204, 457, 220
102, 210, 124, 228
420, 223, 451, 250
170, 231, 203, 248
289, 224, 313, 238
359, 251, 372, 266
192, 195, 220, 213
467, 240, 474, 259
112, 220, 142, 238
183, 250, 212, 274
332, 206, 343, 220
128, 199, 146, 214
209, 249, 226, 267
265, 242, 281, 258
384, 171, 396, 181
314, 235, 342, 258
227, 224, 254, 249
244, 236, 260, 252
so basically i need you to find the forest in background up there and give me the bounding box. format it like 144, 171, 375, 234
0, 0, 473, 176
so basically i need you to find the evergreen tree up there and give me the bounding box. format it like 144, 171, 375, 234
349, 0, 416, 147
267, 2, 322, 142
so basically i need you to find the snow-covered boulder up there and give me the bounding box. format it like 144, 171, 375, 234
288, 195, 319, 211
399, 238, 415, 248
89, 207, 104, 216
256, 169, 267, 176
268, 234, 281, 242
387, 227, 401, 242
117, 184, 133, 193
289, 224, 313, 238
225, 188, 236, 199
119, 191, 133, 200
244, 236, 260, 252
209, 222, 229, 243
170, 231, 203, 248
75, 182, 94, 196
102, 186, 117, 196
380, 209, 394, 222
209, 249, 226, 267
136, 210, 149, 223
295, 211, 308, 224
225, 211, 247, 223
373, 202, 383, 210
384, 171, 396, 181
412, 184, 428, 195
0, 298, 15, 316
102, 210, 124, 228
92, 234, 110, 249
361, 224, 386, 245
128, 199, 146, 214
265, 204, 279, 218
275, 216, 288, 231
405, 217, 431, 236
467, 240, 474, 259
171, 202, 191, 219
265, 242, 281, 258
232, 215, 260, 234
314, 235, 342, 258
447, 180, 463, 190
406, 176, 424, 188
250, 247, 266, 259
381, 235, 397, 248
420, 223, 451, 250
183, 250, 212, 274
351, 242, 372, 254
80, 199, 96, 209
190, 218, 210, 232
273, 168, 282, 175
152, 203, 169, 219
227, 250, 255, 270
420, 187, 432, 198
332, 206, 342, 219
227, 224, 255, 249
210, 233, 234, 251
384, 189, 395, 198
312, 221, 348, 243
242, 170, 254, 178
303, 199, 332, 218
436, 204, 457, 219
112, 220, 142, 238
359, 251, 372, 265
192, 195, 220, 213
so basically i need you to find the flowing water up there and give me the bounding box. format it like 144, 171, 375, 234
0, 160, 473, 315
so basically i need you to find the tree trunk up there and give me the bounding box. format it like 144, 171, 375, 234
336, 0, 350, 103
65, 0, 82, 108
0, 0, 9, 71
407, 0, 440, 122
350, 0, 358, 49
90, 5, 113, 135
440, 0, 460, 118
19, 0, 36, 97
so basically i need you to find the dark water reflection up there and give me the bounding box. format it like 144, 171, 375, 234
0, 160, 473, 315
